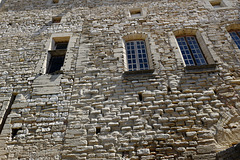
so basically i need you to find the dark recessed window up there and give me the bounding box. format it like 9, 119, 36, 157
52, 17, 62, 23
46, 38, 69, 74
210, 1, 222, 8
138, 93, 143, 101
12, 128, 22, 139
176, 36, 207, 66
52, 0, 59, 3
130, 9, 141, 17
125, 40, 149, 71
229, 31, 240, 49
47, 55, 65, 74
96, 127, 101, 134
55, 42, 68, 50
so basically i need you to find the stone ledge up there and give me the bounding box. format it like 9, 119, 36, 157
185, 64, 218, 73
122, 69, 155, 79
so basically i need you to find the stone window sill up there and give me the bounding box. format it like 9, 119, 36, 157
210, 7, 234, 10
123, 69, 155, 78
185, 64, 218, 73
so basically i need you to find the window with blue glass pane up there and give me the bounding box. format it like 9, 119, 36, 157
176, 36, 207, 66
229, 31, 240, 49
126, 40, 149, 71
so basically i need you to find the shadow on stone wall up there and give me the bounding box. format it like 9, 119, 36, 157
216, 143, 240, 160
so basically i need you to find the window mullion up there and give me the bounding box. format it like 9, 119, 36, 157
134, 41, 140, 70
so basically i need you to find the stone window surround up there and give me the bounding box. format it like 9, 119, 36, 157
226, 24, 240, 50
170, 28, 219, 68
122, 32, 154, 72
49, 36, 70, 51
128, 8, 147, 19
35, 33, 76, 74
203, 0, 232, 10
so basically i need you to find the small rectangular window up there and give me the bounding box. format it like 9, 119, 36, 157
130, 9, 142, 17
12, 128, 22, 139
46, 37, 69, 74
52, 0, 59, 3
208, 0, 230, 9
52, 16, 62, 23
210, 1, 222, 8
229, 31, 240, 49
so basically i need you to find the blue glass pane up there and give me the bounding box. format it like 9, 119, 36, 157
186, 36, 207, 66
176, 37, 196, 66
230, 31, 240, 49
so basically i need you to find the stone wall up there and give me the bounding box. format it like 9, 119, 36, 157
0, 0, 239, 159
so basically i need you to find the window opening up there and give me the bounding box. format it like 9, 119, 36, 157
47, 37, 69, 74
55, 42, 68, 50
52, 16, 62, 23
130, 9, 141, 17
122, 151, 130, 158
52, 0, 59, 3
176, 36, 207, 66
12, 128, 22, 139
210, 1, 222, 8
126, 40, 149, 71
229, 31, 240, 49
47, 54, 65, 74
96, 127, 101, 134
167, 86, 171, 93
138, 93, 143, 101
0, 94, 17, 134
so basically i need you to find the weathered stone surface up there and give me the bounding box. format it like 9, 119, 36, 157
0, 0, 239, 159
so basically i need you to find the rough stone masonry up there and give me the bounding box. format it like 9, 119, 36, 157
0, 0, 240, 159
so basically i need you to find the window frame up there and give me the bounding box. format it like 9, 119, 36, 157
45, 36, 70, 74
128, 8, 146, 19
125, 40, 149, 71
176, 36, 208, 66
122, 33, 154, 73
171, 29, 218, 71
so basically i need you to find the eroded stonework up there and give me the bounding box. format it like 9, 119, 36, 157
0, 0, 240, 159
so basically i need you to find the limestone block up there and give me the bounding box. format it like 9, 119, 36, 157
155, 134, 170, 140
137, 148, 150, 156
186, 132, 197, 137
